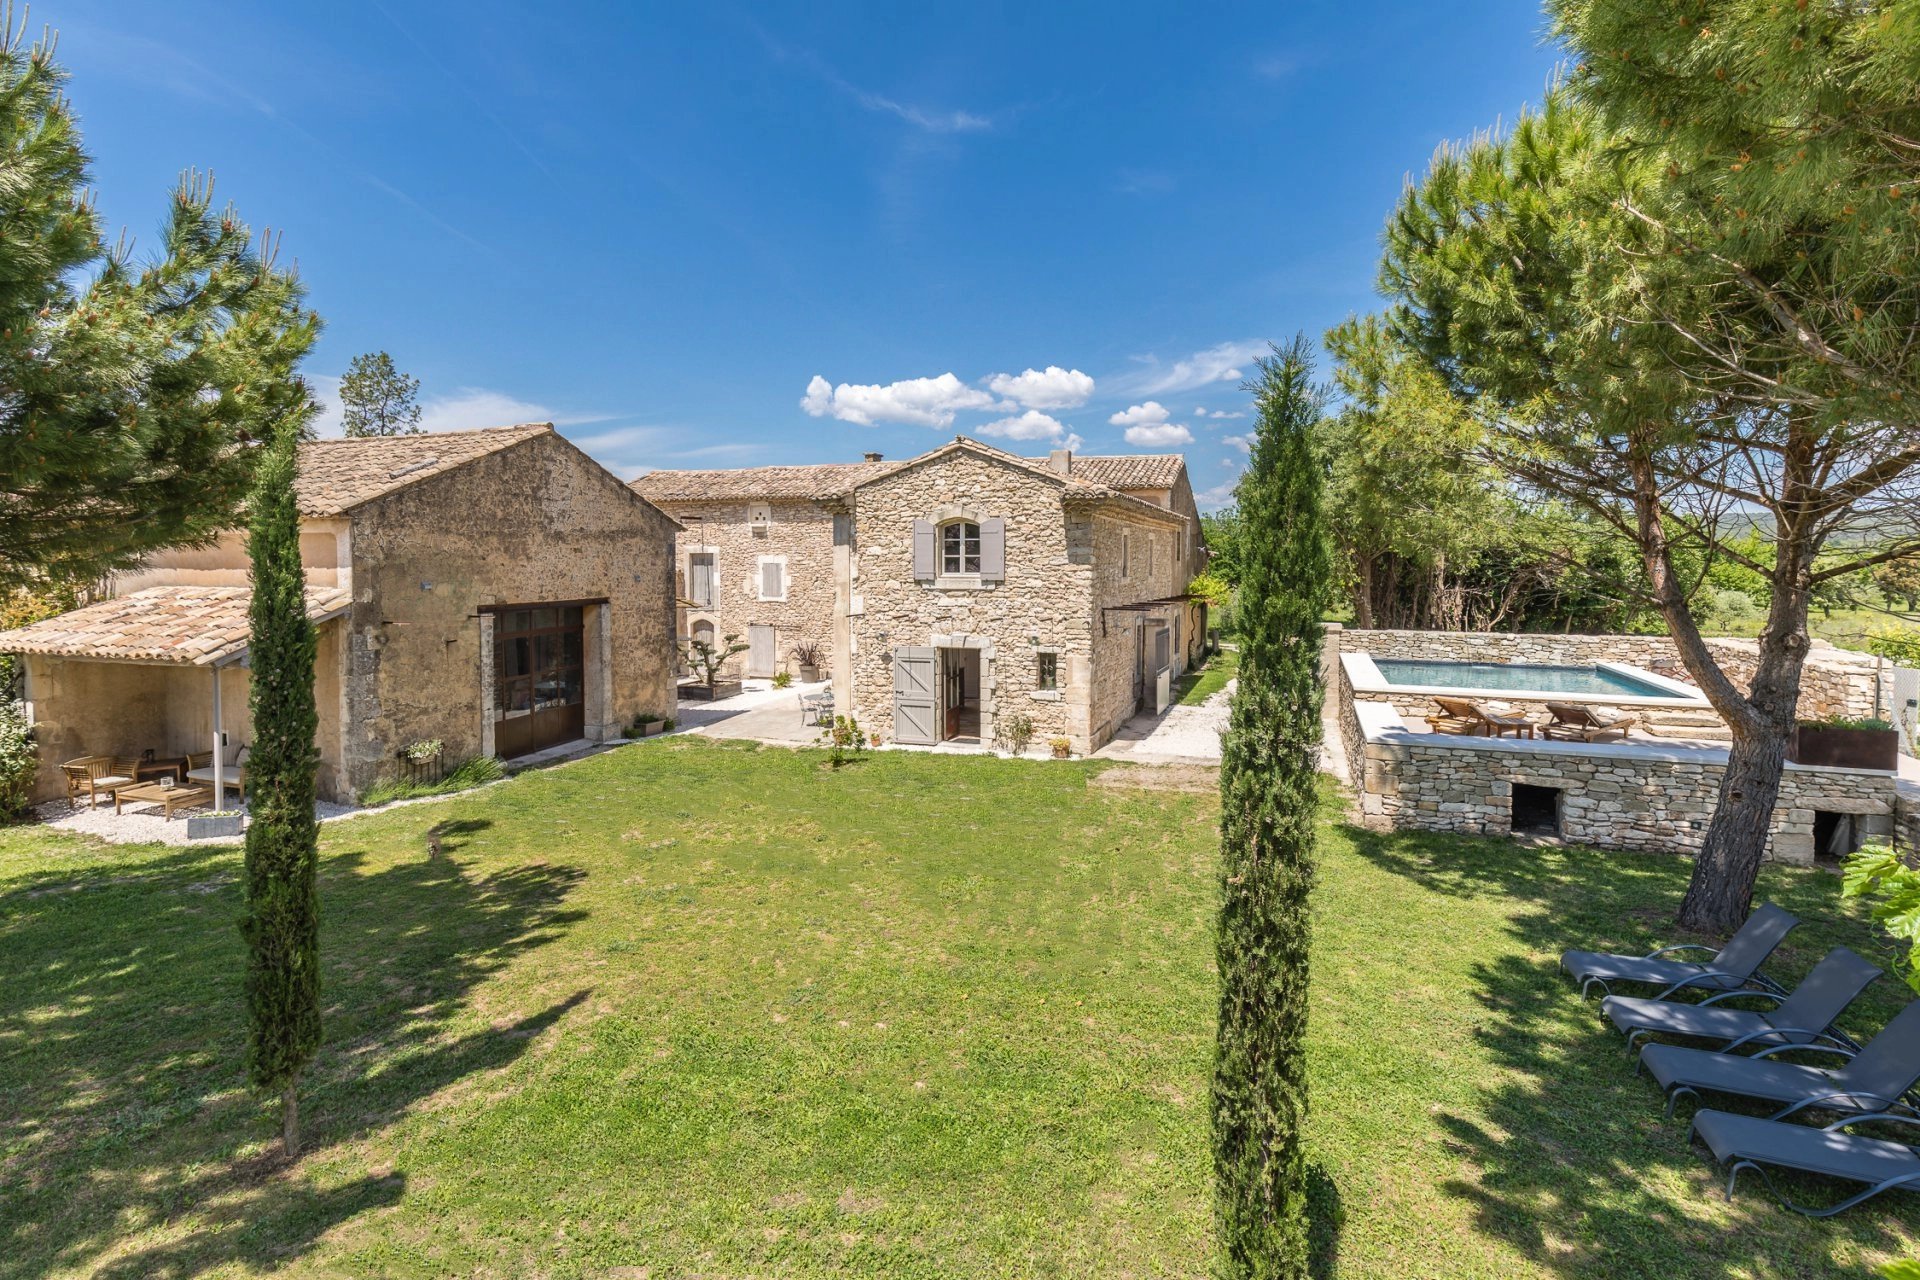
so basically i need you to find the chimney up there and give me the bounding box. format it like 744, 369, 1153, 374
863, 451, 884, 463
1047, 447, 1073, 476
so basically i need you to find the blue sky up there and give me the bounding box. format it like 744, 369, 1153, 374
58, 2, 1560, 506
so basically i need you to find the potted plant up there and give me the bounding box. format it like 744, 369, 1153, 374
188, 808, 245, 840
788, 639, 826, 683
1790, 716, 1899, 771
682, 633, 748, 700
1049, 736, 1072, 759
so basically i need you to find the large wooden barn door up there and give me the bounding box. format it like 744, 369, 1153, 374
493, 605, 586, 758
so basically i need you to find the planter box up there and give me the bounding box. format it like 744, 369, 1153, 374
641, 719, 668, 736
797, 665, 821, 683
679, 680, 743, 702
187, 812, 245, 840
1790, 724, 1898, 771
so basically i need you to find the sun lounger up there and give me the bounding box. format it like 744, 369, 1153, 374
1601, 946, 1881, 1056
1425, 695, 1533, 738
1560, 902, 1799, 999
1640, 998, 1920, 1120
1691, 1108, 1920, 1217
1541, 701, 1637, 743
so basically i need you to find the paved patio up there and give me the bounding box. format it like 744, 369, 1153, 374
1092, 680, 1233, 767
679, 679, 835, 744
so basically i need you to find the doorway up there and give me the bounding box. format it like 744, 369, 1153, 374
492, 605, 586, 758
747, 624, 776, 678
939, 647, 981, 742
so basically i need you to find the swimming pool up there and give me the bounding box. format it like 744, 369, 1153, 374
1370, 658, 1695, 701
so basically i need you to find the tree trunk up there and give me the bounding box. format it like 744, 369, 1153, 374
282, 1078, 300, 1159
1354, 556, 1375, 630
1676, 716, 1790, 932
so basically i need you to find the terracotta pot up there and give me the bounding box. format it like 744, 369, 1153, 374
1789, 724, 1898, 771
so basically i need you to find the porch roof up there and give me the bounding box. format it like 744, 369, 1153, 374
0, 585, 350, 666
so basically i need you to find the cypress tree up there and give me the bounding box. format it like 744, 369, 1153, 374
1212, 336, 1332, 1279
240, 409, 323, 1158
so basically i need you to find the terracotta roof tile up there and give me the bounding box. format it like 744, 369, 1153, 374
1052, 454, 1186, 490
0, 585, 350, 665
295, 424, 553, 516
632, 461, 896, 503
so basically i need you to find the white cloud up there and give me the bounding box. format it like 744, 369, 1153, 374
1123, 423, 1195, 448
1108, 401, 1171, 428
1200, 408, 1246, 419
802, 372, 1000, 428
1196, 478, 1241, 510
984, 366, 1094, 410
418, 388, 562, 434
307, 373, 345, 437
1114, 340, 1267, 397
979, 409, 1073, 442
1223, 433, 1253, 453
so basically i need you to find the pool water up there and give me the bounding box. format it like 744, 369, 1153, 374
1371, 658, 1689, 700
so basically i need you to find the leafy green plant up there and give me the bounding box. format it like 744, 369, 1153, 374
401, 738, 444, 763
0, 699, 35, 822
771, 671, 792, 689
1801, 716, 1893, 733
360, 755, 505, 808
1879, 1261, 1920, 1280
1842, 845, 1920, 995
685, 633, 749, 687
817, 714, 866, 768
1867, 629, 1920, 667
997, 713, 1035, 756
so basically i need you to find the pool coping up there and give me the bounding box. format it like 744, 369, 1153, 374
1341, 651, 1712, 710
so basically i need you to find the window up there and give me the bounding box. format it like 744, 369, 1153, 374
687, 551, 716, 607
757, 556, 786, 601
1037, 652, 1058, 691
942, 521, 981, 575
1147, 536, 1155, 578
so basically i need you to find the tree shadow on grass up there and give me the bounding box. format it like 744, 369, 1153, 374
0, 829, 589, 1278
1340, 824, 1918, 1279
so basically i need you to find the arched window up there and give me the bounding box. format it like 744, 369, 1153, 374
691, 619, 715, 648
941, 521, 981, 575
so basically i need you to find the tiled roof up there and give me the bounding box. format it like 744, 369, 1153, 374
295, 424, 553, 516
1052, 454, 1186, 490
632, 461, 897, 503
0, 585, 350, 665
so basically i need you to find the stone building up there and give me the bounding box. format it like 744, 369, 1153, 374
3, 425, 680, 804
634, 438, 1208, 754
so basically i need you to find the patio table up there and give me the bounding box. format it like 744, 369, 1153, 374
801, 692, 834, 726
114, 781, 214, 820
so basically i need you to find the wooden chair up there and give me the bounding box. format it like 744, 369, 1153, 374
60, 755, 138, 809
1425, 695, 1532, 738
1542, 702, 1637, 743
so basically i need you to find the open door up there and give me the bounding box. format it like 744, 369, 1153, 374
892, 647, 937, 745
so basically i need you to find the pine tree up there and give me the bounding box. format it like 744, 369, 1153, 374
0, 20, 317, 592
1212, 337, 1333, 1279
339, 351, 423, 437
240, 407, 323, 1159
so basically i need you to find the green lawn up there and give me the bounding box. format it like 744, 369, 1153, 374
1176, 646, 1238, 706
1, 738, 1915, 1277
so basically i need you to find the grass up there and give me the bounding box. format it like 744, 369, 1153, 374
357, 754, 505, 808
1, 738, 1915, 1277
1176, 645, 1238, 706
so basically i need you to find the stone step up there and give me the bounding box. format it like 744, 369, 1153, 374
1643, 724, 1734, 742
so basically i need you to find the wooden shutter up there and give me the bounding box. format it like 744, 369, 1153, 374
980, 517, 1006, 582
689, 554, 714, 607
892, 647, 938, 744
761, 559, 784, 600
912, 520, 935, 579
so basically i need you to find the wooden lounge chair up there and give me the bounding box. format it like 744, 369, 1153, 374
1425, 695, 1532, 738
1542, 702, 1637, 743
60, 755, 137, 809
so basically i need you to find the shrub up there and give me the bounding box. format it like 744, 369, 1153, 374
771, 670, 792, 689
997, 713, 1036, 756
788, 639, 826, 668
1842, 844, 1920, 995
1801, 715, 1893, 732
0, 700, 35, 822
1867, 628, 1920, 667
817, 714, 866, 768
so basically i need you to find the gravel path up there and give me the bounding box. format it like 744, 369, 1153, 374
34, 797, 355, 846
1093, 680, 1234, 765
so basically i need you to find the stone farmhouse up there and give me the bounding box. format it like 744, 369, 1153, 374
2, 425, 680, 804
633, 437, 1209, 755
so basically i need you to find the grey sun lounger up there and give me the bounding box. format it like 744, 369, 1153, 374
1640, 998, 1920, 1120
1560, 902, 1799, 999
1692, 1108, 1920, 1217
1602, 947, 1882, 1057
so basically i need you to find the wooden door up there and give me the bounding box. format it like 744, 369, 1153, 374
747, 624, 776, 678
892, 648, 938, 745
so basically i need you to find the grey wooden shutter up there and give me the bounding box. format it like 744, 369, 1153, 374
892, 647, 938, 744
690, 554, 714, 607
912, 520, 935, 579
980, 517, 1006, 582
761, 560, 783, 599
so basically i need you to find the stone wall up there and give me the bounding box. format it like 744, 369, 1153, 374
1350, 723, 1897, 865
850, 449, 1089, 750
1338, 628, 1881, 721
654, 497, 842, 676
1087, 503, 1195, 747
341, 431, 677, 797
